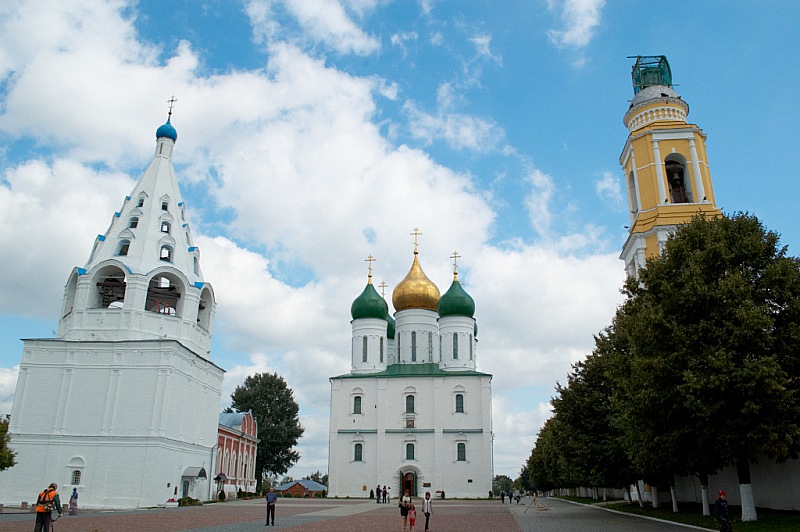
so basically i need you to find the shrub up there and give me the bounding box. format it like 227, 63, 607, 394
218, 491, 226, 501
294, 493, 302, 498
237, 489, 244, 499
283, 492, 293, 498
440, 491, 446, 500
369, 489, 375, 499
178, 497, 201, 507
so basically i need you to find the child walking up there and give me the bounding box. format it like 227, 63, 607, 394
408, 503, 417, 532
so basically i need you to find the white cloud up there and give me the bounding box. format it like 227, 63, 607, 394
595, 170, 624, 210
404, 100, 506, 152
546, 0, 605, 49
246, 0, 381, 56
523, 168, 556, 238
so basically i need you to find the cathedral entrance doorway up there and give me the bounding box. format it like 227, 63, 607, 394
402, 472, 417, 496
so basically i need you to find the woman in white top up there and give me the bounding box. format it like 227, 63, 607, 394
423, 491, 433, 532
399, 489, 412, 532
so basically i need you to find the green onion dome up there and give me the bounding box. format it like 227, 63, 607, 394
386, 312, 395, 339
351, 279, 388, 320
437, 273, 475, 318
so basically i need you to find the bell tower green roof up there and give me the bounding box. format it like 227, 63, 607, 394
437, 274, 475, 317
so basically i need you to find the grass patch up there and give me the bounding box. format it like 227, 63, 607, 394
563, 498, 800, 531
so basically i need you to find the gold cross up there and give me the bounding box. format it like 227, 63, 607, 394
450, 251, 461, 272
365, 255, 376, 279
378, 281, 388, 298
410, 227, 422, 252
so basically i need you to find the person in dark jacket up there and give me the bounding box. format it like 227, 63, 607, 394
714, 489, 733, 532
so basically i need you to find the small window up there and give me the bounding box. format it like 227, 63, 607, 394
411, 331, 417, 361
161, 221, 171, 234
354, 443, 363, 462
405, 395, 415, 414
406, 443, 415, 460
470, 334, 473, 360
457, 443, 466, 461
71, 470, 82, 485
455, 394, 464, 413
193, 256, 199, 275
453, 334, 459, 359
117, 240, 130, 256
362, 337, 368, 363
161, 201, 169, 211
353, 396, 362, 415
380, 337, 384, 363
428, 332, 433, 360
129, 217, 139, 229
160, 245, 173, 262
137, 198, 144, 208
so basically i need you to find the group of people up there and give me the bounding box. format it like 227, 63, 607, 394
33, 483, 79, 531
499, 489, 521, 504
398, 489, 433, 532
374, 484, 390, 503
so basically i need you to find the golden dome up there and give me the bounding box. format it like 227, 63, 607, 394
392, 250, 440, 312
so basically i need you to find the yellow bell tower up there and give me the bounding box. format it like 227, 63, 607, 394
619, 56, 722, 277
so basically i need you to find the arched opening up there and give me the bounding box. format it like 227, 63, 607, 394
146, 274, 183, 317
665, 154, 692, 203
159, 244, 173, 262
89, 265, 127, 309
405, 394, 415, 414
116, 239, 131, 256
354, 443, 363, 462
455, 393, 464, 413
197, 286, 213, 330
61, 270, 79, 318
160, 221, 171, 234
353, 395, 362, 414
129, 217, 139, 229
457, 442, 467, 461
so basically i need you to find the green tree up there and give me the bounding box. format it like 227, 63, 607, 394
230, 373, 304, 490
523, 417, 578, 492
0, 418, 15, 471
493, 474, 513, 495
612, 213, 800, 521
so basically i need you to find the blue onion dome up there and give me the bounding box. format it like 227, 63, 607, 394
351, 279, 388, 320
386, 312, 395, 339
156, 116, 177, 141
437, 272, 475, 317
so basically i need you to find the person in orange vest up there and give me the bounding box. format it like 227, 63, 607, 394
34, 482, 63, 532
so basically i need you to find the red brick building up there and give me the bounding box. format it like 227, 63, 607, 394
215, 411, 258, 497
275, 479, 327, 498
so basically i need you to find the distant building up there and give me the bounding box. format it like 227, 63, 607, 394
216, 411, 259, 497
328, 239, 493, 498
275, 479, 327, 498
0, 110, 224, 509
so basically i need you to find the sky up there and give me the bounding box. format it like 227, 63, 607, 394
0, 0, 798, 482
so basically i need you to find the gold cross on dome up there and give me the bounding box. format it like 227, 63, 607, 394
378, 281, 388, 298
450, 251, 461, 272
167, 95, 178, 116
365, 255, 376, 279
410, 227, 422, 252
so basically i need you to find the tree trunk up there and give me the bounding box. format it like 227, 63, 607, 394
635, 481, 644, 508
651, 485, 660, 508
669, 482, 678, 513
699, 472, 710, 517
737, 458, 758, 522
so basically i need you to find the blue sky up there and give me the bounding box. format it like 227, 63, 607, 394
1, 0, 798, 481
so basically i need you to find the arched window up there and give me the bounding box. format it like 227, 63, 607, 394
129, 217, 139, 229
137, 198, 145, 207
117, 240, 131, 256
455, 393, 464, 413
160, 245, 173, 262
406, 443, 415, 460
428, 332, 433, 361
161, 221, 171, 234
457, 443, 466, 461
193, 256, 199, 275
362, 337, 368, 362
665, 154, 692, 204
453, 334, 459, 359
71, 470, 82, 485
353, 396, 362, 414
405, 395, 415, 414
354, 443, 363, 462
161, 200, 169, 211
380, 337, 384, 363
411, 331, 417, 361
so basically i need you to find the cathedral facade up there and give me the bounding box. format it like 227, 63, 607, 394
0, 112, 224, 509
328, 243, 493, 498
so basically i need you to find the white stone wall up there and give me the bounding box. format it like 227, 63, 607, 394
329, 372, 492, 498
0, 338, 223, 508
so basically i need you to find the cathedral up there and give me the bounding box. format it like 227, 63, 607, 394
0, 109, 224, 509
328, 237, 493, 498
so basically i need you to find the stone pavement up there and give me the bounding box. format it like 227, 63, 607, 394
0, 497, 709, 531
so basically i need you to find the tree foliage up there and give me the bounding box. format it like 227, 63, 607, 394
523, 214, 800, 511
0, 418, 15, 471
230, 372, 304, 489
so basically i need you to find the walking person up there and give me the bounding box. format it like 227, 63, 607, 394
399, 489, 412, 532
68, 487, 79, 515
714, 490, 733, 532
500, 490, 505, 503
376, 484, 382, 503
408, 503, 417, 532
265, 487, 277, 526
383, 485, 388, 503
34, 482, 63, 532
422, 490, 432, 532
